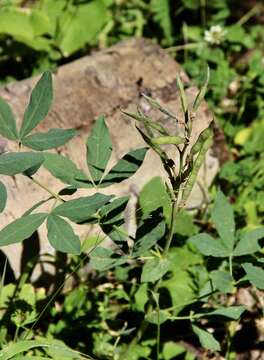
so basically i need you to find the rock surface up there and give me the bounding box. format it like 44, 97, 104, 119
0, 38, 218, 278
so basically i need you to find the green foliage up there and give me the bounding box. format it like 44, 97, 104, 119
1, 1, 264, 357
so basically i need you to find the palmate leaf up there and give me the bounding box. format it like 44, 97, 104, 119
86, 115, 112, 184
47, 214, 81, 254
0, 97, 18, 140
99, 148, 148, 187
0, 180, 7, 213
22, 128, 76, 150
0, 152, 44, 176
19, 72, 53, 138
0, 213, 47, 246
52, 193, 113, 223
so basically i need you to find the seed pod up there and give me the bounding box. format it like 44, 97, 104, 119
176, 74, 188, 115
180, 132, 212, 207
190, 127, 212, 156
121, 109, 169, 136
192, 65, 210, 112
151, 136, 185, 145
141, 93, 177, 119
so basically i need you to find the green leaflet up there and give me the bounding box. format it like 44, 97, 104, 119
150, 0, 173, 45
22, 128, 76, 150
47, 214, 81, 254
19, 71, 53, 138
0, 213, 47, 246
43, 153, 92, 188
233, 227, 264, 256
210, 270, 233, 293
207, 306, 245, 320
189, 233, 230, 257
52, 193, 113, 223
86, 115, 112, 184
192, 65, 210, 112
0, 152, 44, 176
242, 263, 264, 290
192, 325, 220, 351
141, 257, 170, 283
99, 148, 148, 187
58, 1, 107, 56
0, 180, 7, 213
138, 176, 171, 226
0, 97, 18, 140
211, 191, 235, 253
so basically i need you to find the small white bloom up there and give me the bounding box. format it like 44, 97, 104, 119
204, 25, 227, 45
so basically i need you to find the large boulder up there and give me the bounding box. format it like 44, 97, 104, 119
0, 38, 218, 278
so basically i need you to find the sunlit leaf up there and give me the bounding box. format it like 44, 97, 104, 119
22, 128, 76, 150
192, 325, 220, 351
0, 97, 18, 140
100, 148, 148, 187
20, 72, 53, 138
86, 115, 112, 184
52, 193, 113, 223
234, 228, 264, 256
211, 191, 235, 252
0, 213, 47, 246
47, 214, 81, 254
0, 180, 7, 213
242, 263, 264, 289
0, 152, 44, 176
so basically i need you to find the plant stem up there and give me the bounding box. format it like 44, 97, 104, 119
163, 198, 177, 256
28, 176, 64, 203
229, 255, 233, 278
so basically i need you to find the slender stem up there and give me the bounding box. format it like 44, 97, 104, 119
28, 176, 64, 203
229, 255, 233, 278
166, 42, 204, 52
163, 199, 177, 256
237, 4, 260, 26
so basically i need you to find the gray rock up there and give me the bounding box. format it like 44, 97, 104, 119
0, 38, 218, 278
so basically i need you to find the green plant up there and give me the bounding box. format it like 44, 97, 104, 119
1, 63, 264, 358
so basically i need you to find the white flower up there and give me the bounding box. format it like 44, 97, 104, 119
204, 25, 227, 45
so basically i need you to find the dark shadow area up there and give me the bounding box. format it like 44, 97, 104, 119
0, 250, 15, 284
